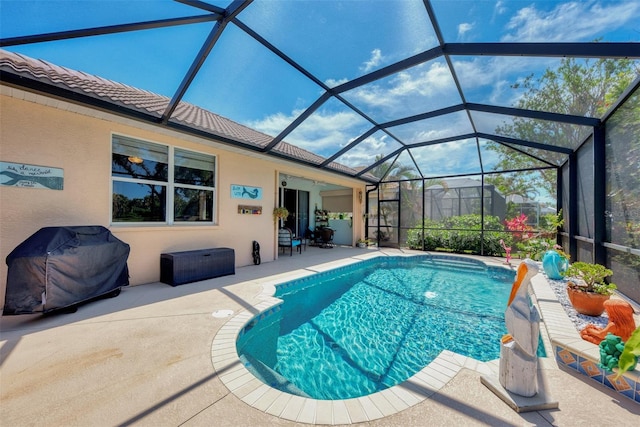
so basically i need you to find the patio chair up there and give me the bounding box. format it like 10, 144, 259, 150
318, 227, 334, 248
278, 227, 302, 256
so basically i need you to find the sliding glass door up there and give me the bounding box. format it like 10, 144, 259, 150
282, 188, 309, 237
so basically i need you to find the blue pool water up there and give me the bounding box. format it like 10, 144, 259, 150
236, 255, 542, 400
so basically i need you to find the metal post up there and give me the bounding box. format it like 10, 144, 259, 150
480, 175, 485, 255
422, 179, 426, 251
556, 166, 563, 247
568, 152, 578, 261
593, 124, 607, 265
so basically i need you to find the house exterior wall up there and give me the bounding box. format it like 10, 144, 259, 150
0, 88, 365, 308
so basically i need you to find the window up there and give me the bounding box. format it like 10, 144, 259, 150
111, 135, 216, 224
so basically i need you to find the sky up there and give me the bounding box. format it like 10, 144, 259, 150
1, 0, 639, 197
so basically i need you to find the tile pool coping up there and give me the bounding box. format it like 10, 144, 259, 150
211, 253, 639, 424
529, 272, 640, 405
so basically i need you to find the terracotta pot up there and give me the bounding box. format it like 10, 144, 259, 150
567, 286, 610, 316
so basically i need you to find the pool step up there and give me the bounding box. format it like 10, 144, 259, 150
239, 354, 310, 398
424, 257, 487, 273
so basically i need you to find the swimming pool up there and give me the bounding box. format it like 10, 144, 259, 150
236, 255, 537, 400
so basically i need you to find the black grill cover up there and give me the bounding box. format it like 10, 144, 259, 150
4, 226, 130, 314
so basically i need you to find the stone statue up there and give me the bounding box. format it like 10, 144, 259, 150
499, 259, 540, 397
580, 299, 637, 345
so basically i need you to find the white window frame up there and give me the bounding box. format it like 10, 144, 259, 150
111, 134, 217, 226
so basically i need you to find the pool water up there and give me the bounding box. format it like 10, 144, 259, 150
237, 256, 543, 400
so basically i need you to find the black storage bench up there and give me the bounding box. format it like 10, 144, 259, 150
160, 248, 235, 286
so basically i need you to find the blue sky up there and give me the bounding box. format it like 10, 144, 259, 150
2, 0, 639, 186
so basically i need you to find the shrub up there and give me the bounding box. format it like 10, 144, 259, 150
406, 214, 510, 255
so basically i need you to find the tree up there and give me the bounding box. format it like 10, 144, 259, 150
368, 155, 420, 240
486, 57, 638, 200
606, 85, 640, 250
368, 154, 418, 182
369, 155, 449, 242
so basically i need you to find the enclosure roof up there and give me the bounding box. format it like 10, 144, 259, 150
1, 0, 639, 184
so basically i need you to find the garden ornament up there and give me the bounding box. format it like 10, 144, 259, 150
499, 259, 540, 397
580, 299, 636, 345
499, 239, 512, 264
541, 250, 569, 280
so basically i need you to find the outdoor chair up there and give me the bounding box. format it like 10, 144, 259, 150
278, 227, 302, 256
318, 227, 334, 248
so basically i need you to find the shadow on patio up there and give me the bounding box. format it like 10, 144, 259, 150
1, 246, 638, 426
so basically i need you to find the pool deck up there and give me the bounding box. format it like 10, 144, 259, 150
1, 247, 639, 426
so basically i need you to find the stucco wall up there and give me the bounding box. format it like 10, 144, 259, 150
1, 89, 365, 309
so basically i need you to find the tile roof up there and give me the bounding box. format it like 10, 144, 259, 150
0, 49, 362, 178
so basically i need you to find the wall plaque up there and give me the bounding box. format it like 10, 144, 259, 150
231, 184, 262, 200
238, 205, 262, 215
0, 161, 64, 190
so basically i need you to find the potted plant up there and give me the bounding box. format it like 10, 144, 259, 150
563, 262, 617, 316
356, 238, 370, 248
273, 207, 289, 222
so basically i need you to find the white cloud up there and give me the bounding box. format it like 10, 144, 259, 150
391, 62, 452, 97
488, 79, 517, 106
451, 58, 494, 87
250, 58, 463, 158
361, 48, 384, 73
249, 0, 640, 164
451, 55, 557, 106
347, 61, 457, 116
494, 1, 507, 15
491, 0, 508, 24
247, 110, 303, 138
250, 107, 368, 155
502, 1, 640, 42
325, 77, 349, 88
337, 134, 400, 168
410, 139, 482, 176
411, 113, 473, 143
457, 22, 474, 39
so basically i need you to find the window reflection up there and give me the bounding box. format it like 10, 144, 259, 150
112, 181, 166, 222
174, 189, 213, 222
112, 137, 168, 180
174, 148, 215, 186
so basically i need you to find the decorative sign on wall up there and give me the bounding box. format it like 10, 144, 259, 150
0, 161, 64, 190
231, 184, 262, 200
238, 205, 262, 215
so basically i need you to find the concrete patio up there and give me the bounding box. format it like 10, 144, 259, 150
1, 246, 638, 426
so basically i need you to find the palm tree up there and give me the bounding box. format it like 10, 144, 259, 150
369, 155, 448, 242
369, 154, 417, 182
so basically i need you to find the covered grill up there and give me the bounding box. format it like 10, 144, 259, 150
4, 226, 129, 314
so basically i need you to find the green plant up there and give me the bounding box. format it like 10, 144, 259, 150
509, 210, 566, 260
405, 214, 511, 256
564, 262, 617, 295
552, 244, 570, 261
517, 238, 552, 261
273, 207, 289, 221
615, 326, 640, 379
543, 209, 565, 231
